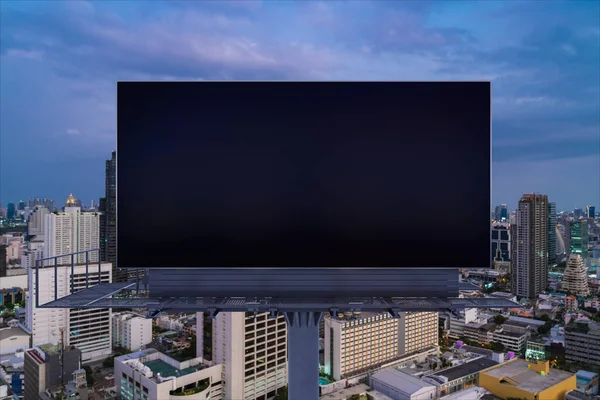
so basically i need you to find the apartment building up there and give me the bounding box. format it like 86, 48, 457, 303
26, 262, 112, 361
211, 312, 288, 400
112, 312, 153, 351
565, 321, 600, 368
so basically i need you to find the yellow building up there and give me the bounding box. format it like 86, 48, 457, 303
479, 359, 576, 400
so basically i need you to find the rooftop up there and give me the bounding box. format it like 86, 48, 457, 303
143, 359, 198, 378
481, 359, 574, 393
432, 358, 498, 382
372, 368, 435, 394
461, 345, 493, 358
0, 326, 28, 342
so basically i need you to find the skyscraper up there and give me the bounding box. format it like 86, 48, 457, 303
512, 193, 549, 298
494, 204, 508, 221
561, 254, 589, 297
586, 205, 596, 219
548, 202, 557, 266
491, 223, 511, 262
18, 200, 26, 211
100, 151, 119, 280
7, 203, 15, 220
566, 219, 589, 260
210, 312, 288, 400
25, 198, 112, 361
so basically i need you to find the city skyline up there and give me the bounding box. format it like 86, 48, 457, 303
1, 1, 599, 210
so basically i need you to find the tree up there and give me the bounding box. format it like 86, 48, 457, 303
274, 386, 288, 400
494, 315, 507, 325
83, 365, 94, 387
103, 356, 116, 368
491, 342, 505, 352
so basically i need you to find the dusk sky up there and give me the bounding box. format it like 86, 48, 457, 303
1, 0, 599, 212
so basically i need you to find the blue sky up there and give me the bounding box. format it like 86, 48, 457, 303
1, 0, 599, 211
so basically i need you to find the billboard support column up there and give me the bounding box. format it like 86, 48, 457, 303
284, 311, 323, 400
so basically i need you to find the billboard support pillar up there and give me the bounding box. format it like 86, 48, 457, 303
284, 311, 323, 400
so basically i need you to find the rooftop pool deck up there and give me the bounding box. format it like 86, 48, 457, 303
144, 359, 198, 378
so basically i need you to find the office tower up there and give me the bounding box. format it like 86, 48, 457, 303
212, 312, 287, 400
24, 345, 83, 400
587, 205, 596, 219
566, 219, 589, 260
324, 312, 438, 381
26, 262, 113, 361
512, 193, 549, 298
100, 151, 119, 281
574, 208, 584, 218
491, 223, 511, 262
562, 254, 589, 297
44, 200, 100, 265
494, 204, 508, 221
17, 200, 26, 211
548, 202, 557, 266
7, 203, 15, 220
27, 205, 49, 239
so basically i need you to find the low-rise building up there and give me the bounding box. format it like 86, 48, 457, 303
576, 370, 599, 396
479, 359, 576, 400
565, 321, 600, 368
370, 368, 437, 400
423, 358, 498, 397
0, 326, 29, 357
112, 312, 152, 351
114, 349, 223, 400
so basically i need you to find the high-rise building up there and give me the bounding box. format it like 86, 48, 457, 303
566, 219, 589, 260
24, 345, 83, 400
562, 254, 590, 297
494, 204, 508, 222
587, 205, 596, 219
324, 312, 438, 381
17, 200, 26, 211
0, 245, 7, 278
27, 205, 49, 240
44, 201, 100, 265
491, 223, 511, 262
398, 312, 439, 355
210, 312, 288, 400
26, 262, 113, 361
100, 151, 119, 281
565, 321, 600, 368
574, 208, 584, 218
7, 203, 15, 220
548, 202, 557, 266
512, 193, 549, 298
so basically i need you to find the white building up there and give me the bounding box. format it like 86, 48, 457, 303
370, 368, 437, 400
25, 262, 112, 361
112, 312, 153, 351
324, 312, 438, 381
44, 204, 100, 265
209, 312, 288, 400
27, 205, 48, 239
114, 349, 223, 400
0, 326, 29, 357
562, 254, 590, 297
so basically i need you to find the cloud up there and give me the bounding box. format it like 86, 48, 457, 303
0, 0, 598, 208
66, 128, 81, 135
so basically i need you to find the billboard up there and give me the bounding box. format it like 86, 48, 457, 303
117, 82, 490, 270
